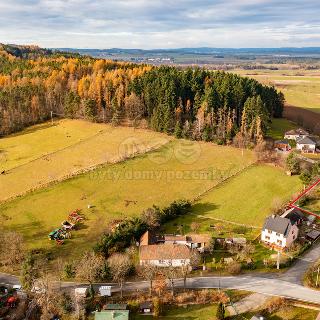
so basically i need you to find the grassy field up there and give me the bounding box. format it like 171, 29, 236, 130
0, 120, 171, 201
165, 165, 302, 231
267, 118, 299, 140
0, 134, 255, 261
232, 69, 320, 113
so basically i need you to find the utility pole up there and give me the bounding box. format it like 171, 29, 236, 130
277, 250, 280, 270
50, 111, 53, 125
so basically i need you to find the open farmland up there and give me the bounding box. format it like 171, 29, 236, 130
164, 165, 302, 234
0, 136, 255, 261
0, 119, 171, 201
233, 69, 320, 114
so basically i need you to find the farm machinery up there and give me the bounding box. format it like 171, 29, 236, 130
48, 209, 84, 245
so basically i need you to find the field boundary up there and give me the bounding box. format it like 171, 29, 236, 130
192, 161, 257, 203
0, 140, 171, 205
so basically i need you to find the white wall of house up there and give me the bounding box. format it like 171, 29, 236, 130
165, 240, 188, 246
140, 258, 190, 267
261, 225, 298, 248
296, 143, 316, 153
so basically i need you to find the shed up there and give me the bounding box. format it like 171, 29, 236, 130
99, 286, 112, 297
74, 287, 88, 299
306, 230, 320, 241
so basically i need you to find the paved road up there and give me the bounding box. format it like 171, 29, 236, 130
280, 241, 320, 285
1, 242, 320, 304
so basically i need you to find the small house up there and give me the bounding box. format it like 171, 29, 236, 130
274, 139, 292, 152
261, 215, 299, 249
284, 128, 309, 141
296, 136, 317, 153
139, 244, 193, 267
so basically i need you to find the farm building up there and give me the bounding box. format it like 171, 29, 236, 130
284, 128, 309, 141
261, 215, 299, 250
296, 136, 317, 153
139, 244, 192, 267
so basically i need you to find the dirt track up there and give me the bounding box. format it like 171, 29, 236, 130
284, 105, 320, 134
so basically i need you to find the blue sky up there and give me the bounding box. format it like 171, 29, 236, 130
0, 0, 319, 48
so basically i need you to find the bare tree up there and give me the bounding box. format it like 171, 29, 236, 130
153, 274, 167, 297
180, 250, 201, 291
32, 273, 60, 320
137, 264, 159, 296
141, 208, 160, 230
75, 251, 104, 285
108, 253, 132, 298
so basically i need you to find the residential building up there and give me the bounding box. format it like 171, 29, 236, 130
296, 136, 317, 153
261, 215, 299, 249
284, 128, 309, 141
140, 231, 211, 252
139, 243, 192, 267
274, 139, 292, 151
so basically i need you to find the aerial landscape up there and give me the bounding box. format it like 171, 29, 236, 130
1, 1, 320, 319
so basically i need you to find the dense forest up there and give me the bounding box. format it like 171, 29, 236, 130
0, 44, 284, 145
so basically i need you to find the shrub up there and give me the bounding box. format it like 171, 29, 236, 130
264, 297, 286, 313
216, 302, 225, 320
227, 261, 242, 275
64, 263, 75, 279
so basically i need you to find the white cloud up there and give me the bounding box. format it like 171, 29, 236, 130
0, 0, 319, 48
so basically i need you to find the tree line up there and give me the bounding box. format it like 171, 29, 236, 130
0, 45, 284, 145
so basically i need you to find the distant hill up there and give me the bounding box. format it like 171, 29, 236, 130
59, 47, 320, 57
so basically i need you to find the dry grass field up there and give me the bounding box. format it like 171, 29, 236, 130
0, 119, 171, 201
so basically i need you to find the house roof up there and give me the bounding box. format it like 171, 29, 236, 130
296, 136, 317, 145
95, 310, 129, 320
281, 207, 305, 224
285, 128, 309, 136
263, 215, 294, 237
164, 235, 187, 241
275, 139, 291, 145
140, 244, 192, 260
186, 234, 211, 244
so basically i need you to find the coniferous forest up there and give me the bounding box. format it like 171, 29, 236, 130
0, 44, 284, 145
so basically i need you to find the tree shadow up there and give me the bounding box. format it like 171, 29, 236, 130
192, 202, 219, 215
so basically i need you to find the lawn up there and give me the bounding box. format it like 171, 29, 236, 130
166, 165, 302, 230
0, 137, 255, 261
134, 304, 218, 319
267, 118, 299, 140
0, 119, 170, 201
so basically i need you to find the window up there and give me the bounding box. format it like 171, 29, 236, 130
265, 236, 270, 240
293, 235, 296, 240
159, 260, 165, 265
276, 233, 280, 237
180, 260, 185, 264
277, 240, 282, 245
268, 230, 272, 234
